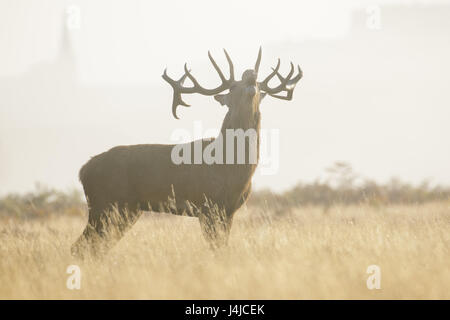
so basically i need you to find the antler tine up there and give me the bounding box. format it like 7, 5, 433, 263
184, 63, 203, 89
272, 62, 293, 82
223, 49, 234, 82
254, 46, 262, 74
171, 93, 190, 119
272, 64, 302, 87
162, 69, 192, 119
258, 58, 281, 88
208, 51, 226, 83
258, 60, 303, 101
289, 65, 303, 85
178, 70, 190, 84
162, 50, 236, 119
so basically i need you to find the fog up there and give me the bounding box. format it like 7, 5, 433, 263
1, 0, 450, 195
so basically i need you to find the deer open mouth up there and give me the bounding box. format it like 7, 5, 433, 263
246, 85, 257, 97
242, 70, 257, 85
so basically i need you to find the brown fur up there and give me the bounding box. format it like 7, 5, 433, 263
72, 81, 262, 257
72, 49, 301, 258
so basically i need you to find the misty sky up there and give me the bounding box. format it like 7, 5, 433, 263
1, 0, 450, 195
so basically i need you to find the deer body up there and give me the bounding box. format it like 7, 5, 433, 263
72, 48, 301, 257
78, 114, 260, 216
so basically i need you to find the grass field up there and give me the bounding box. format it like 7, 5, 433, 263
0, 202, 449, 299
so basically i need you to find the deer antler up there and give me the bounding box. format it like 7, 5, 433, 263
254, 46, 262, 74
162, 50, 235, 119
258, 60, 303, 100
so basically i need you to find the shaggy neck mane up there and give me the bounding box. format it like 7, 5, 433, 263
218, 96, 261, 174
220, 95, 261, 132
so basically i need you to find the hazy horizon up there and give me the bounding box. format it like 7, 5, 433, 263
1, 0, 450, 195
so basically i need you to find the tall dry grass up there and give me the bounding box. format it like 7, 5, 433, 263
0, 201, 449, 299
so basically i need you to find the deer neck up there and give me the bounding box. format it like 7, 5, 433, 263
220, 109, 261, 133
218, 108, 261, 172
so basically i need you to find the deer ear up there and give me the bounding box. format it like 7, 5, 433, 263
214, 93, 229, 106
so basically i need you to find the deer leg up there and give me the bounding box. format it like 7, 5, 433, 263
197, 185, 250, 249
198, 205, 234, 249
71, 202, 142, 259
71, 204, 108, 259
198, 186, 250, 249
91, 202, 143, 256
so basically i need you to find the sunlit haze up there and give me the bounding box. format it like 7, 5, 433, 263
1, 0, 450, 195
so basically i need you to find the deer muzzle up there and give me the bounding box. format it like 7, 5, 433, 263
246, 85, 257, 97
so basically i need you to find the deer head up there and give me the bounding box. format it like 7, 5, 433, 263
162, 47, 303, 120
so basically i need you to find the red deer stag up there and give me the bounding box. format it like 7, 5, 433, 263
71, 48, 302, 257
